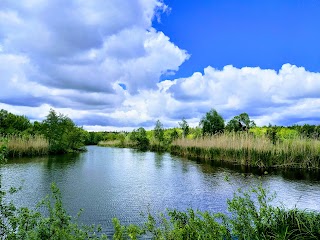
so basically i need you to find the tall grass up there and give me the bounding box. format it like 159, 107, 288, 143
3, 135, 49, 157
171, 132, 320, 169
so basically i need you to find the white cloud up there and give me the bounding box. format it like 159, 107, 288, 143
104, 63, 320, 129
0, 1, 319, 130
0, 0, 189, 129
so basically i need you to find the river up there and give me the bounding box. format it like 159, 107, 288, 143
1, 145, 320, 235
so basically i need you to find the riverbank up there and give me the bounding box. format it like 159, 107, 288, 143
171, 133, 320, 169
1, 135, 49, 157
99, 132, 320, 170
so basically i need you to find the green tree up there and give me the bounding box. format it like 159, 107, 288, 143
170, 128, 179, 141
42, 109, 86, 153
266, 124, 279, 145
200, 109, 225, 136
130, 127, 149, 150
0, 109, 32, 135
154, 120, 164, 143
226, 113, 256, 132
178, 118, 189, 138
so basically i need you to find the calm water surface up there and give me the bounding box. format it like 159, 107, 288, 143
1, 146, 320, 235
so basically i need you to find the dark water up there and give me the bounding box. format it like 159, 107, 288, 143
1, 146, 320, 235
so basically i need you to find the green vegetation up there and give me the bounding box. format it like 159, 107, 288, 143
178, 117, 189, 138
200, 108, 225, 136
171, 132, 320, 169
6, 135, 48, 157
129, 127, 150, 151
0, 109, 88, 157
2, 134, 320, 239
2, 107, 320, 169
225, 112, 256, 132
42, 109, 88, 154
97, 110, 320, 170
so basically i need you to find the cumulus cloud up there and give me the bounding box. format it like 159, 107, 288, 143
107, 64, 320, 129
1, 1, 319, 130
0, 0, 188, 113
170, 64, 320, 126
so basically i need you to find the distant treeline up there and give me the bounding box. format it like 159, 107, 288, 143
97, 109, 320, 150
1, 108, 320, 158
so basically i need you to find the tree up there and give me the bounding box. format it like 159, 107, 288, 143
199, 109, 225, 136
130, 127, 149, 150
42, 109, 86, 153
0, 109, 32, 135
154, 120, 164, 143
178, 118, 189, 138
170, 128, 179, 141
226, 113, 256, 132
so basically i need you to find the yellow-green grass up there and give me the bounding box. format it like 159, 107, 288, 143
98, 140, 122, 147
171, 132, 320, 169
6, 135, 49, 157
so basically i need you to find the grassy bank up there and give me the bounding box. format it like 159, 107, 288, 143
171, 132, 320, 169
98, 139, 168, 152
1, 135, 49, 157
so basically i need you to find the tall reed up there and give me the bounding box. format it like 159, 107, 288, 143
171, 132, 320, 169
6, 135, 49, 157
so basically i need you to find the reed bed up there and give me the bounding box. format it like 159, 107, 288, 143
98, 140, 122, 147
6, 135, 49, 157
171, 132, 320, 169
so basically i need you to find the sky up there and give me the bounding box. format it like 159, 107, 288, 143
0, 0, 320, 131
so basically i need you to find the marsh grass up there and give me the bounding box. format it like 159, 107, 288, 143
171, 132, 320, 169
98, 140, 122, 147
4, 135, 49, 157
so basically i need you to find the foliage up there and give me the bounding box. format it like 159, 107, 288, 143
226, 113, 256, 132
86, 132, 106, 145
0, 109, 32, 135
0, 137, 8, 163
227, 185, 320, 239
291, 124, 320, 139
154, 120, 164, 143
0, 184, 108, 239
265, 124, 279, 144
199, 109, 225, 136
112, 184, 320, 239
169, 128, 179, 141
42, 109, 87, 154
178, 118, 189, 138
130, 127, 150, 151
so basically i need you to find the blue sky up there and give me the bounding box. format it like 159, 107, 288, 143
0, 0, 320, 130
155, 0, 320, 79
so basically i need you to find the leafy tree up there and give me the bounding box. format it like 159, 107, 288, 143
42, 109, 86, 153
130, 127, 149, 150
226, 113, 256, 132
178, 118, 189, 138
154, 120, 164, 143
200, 109, 225, 136
0, 109, 32, 135
266, 124, 279, 145
170, 128, 179, 141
